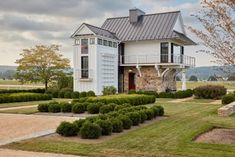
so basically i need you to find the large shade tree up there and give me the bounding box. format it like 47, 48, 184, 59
16, 45, 70, 90
188, 0, 235, 66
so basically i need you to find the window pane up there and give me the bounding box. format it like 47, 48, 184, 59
103, 40, 108, 46
98, 38, 102, 45
160, 42, 168, 63
81, 39, 88, 54
90, 38, 95, 44
81, 56, 88, 78
108, 41, 112, 47
113, 42, 117, 48
75, 39, 80, 45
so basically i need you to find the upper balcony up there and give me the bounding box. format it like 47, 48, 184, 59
119, 54, 195, 68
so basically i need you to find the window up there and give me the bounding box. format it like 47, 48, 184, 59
90, 38, 95, 44
98, 38, 102, 45
108, 41, 112, 47
103, 40, 108, 46
113, 42, 117, 48
74, 39, 80, 45
81, 39, 88, 54
160, 42, 169, 63
81, 56, 88, 78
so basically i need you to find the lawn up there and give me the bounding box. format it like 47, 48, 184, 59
177, 81, 235, 90
3, 100, 235, 157
0, 98, 72, 109
0, 106, 38, 114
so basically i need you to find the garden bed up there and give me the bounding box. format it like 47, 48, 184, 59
195, 128, 235, 145
41, 116, 165, 144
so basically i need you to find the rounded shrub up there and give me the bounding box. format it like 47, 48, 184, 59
79, 122, 101, 139
99, 104, 115, 114
38, 103, 49, 112
56, 122, 77, 136
138, 111, 147, 123
64, 91, 72, 98
222, 94, 235, 105
95, 119, 113, 135
127, 112, 141, 126
71, 91, 80, 99
114, 103, 131, 111
58, 91, 65, 98
158, 92, 174, 98
154, 105, 164, 116
110, 118, 123, 133
87, 90, 96, 97
48, 103, 61, 113
118, 115, 132, 129
51, 90, 59, 98
73, 119, 86, 132
79, 91, 87, 98
194, 85, 227, 99
87, 102, 104, 114
72, 103, 86, 113
144, 109, 154, 120
60, 102, 73, 112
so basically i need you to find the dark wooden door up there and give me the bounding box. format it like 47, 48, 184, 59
128, 73, 136, 90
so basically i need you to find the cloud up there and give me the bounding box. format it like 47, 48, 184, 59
0, 0, 216, 66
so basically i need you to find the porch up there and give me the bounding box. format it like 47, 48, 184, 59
119, 54, 195, 68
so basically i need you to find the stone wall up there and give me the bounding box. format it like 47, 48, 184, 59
123, 66, 178, 92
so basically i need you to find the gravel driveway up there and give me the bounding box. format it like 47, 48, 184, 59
0, 113, 78, 146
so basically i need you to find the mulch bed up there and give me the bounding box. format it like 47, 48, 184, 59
195, 128, 235, 145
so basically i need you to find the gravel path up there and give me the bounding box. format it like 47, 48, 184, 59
0, 149, 80, 157
0, 113, 78, 146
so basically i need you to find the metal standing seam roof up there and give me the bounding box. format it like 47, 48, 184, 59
73, 23, 118, 40
101, 11, 191, 42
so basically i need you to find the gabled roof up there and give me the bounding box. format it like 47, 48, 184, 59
101, 11, 195, 44
71, 23, 118, 40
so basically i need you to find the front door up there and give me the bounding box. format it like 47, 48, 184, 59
128, 73, 136, 90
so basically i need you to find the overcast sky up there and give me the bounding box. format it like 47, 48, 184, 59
0, 0, 215, 67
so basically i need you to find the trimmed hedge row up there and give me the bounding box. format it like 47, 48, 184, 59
0, 93, 52, 103
0, 88, 45, 94
194, 85, 226, 99
48, 90, 95, 99
38, 94, 156, 114
128, 89, 193, 99
56, 105, 164, 139
85, 94, 156, 105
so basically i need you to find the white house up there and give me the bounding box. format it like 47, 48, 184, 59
71, 8, 196, 95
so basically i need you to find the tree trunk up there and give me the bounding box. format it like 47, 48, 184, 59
45, 80, 48, 92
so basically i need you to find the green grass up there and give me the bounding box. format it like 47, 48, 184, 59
0, 79, 43, 85
3, 100, 235, 157
177, 81, 235, 90
184, 98, 215, 103
0, 107, 38, 114
0, 98, 72, 109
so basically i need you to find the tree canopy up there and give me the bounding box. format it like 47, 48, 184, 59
188, 0, 235, 66
189, 75, 198, 81
16, 45, 70, 90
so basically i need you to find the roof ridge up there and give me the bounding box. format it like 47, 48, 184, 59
83, 23, 116, 35
105, 10, 180, 20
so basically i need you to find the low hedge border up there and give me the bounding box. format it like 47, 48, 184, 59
56, 105, 164, 139
0, 88, 45, 94
128, 89, 193, 99
85, 94, 156, 105
48, 90, 96, 99
0, 93, 52, 104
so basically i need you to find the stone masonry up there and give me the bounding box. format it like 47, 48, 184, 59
123, 66, 177, 92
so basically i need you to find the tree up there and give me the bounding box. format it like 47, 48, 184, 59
188, 0, 235, 66
189, 75, 198, 81
16, 45, 70, 91
176, 76, 181, 81
208, 75, 217, 81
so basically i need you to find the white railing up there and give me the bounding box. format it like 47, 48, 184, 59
120, 54, 195, 67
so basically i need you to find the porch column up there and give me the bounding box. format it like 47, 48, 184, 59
181, 69, 186, 90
